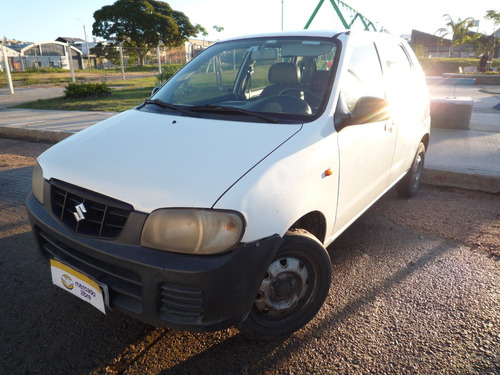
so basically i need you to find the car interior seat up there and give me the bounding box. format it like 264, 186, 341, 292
259, 62, 302, 98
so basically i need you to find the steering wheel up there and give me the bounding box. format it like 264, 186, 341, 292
251, 95, 312, 115
278, 87, 323, 108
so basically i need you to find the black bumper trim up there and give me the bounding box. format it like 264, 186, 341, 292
26, 193, 283, 331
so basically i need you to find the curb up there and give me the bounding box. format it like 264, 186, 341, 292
422, 169, 500, 194
0, 126, 71, 143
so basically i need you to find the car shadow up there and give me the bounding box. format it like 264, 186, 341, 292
93, 198, 455, 374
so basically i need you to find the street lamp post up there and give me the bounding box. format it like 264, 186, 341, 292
66, 42, 76, 83
2, 37, 15, 94
83, 25, 91, 69
281, 0, 284, 31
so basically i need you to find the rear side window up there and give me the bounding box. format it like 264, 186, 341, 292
377, 41, 426, 119
342, 41, 385, 112
379, 43, 414, 97
383, 44, 413, 78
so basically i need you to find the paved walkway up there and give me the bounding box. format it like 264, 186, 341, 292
1, 84, 500, 193
422, 83, 500, 193
0, 87, 66, 109
0, 108, 116, 142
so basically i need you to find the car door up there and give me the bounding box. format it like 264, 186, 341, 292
376, 40, 428, 184
333, 39, 397, 233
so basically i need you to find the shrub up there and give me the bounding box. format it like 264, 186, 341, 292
155, 64, 183, 86
65, 82, 112, 98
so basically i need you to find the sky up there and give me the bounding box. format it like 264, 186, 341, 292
1, 0, 498, 44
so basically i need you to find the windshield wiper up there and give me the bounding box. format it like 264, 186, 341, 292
189, 104, 279, 123
143, 99, 198, 117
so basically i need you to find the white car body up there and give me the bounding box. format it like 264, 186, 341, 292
27, 30, 430, 339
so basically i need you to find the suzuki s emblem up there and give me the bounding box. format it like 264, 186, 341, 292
73, 203, 87, 222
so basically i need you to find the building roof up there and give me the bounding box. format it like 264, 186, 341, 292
410, 30, 451, 47
56, 37, 86, 44
8, 43, 33, 52
0, 44, 19, 56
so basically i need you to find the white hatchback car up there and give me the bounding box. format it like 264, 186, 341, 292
27, 30, 430, 340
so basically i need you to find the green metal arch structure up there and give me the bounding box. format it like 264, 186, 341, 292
304, 0, 377, 31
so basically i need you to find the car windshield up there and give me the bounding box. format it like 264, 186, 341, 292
150, 36, 338, 122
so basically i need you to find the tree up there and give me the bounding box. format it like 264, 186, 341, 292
92, 0, 204, 65
437, 14, 476, 57
412, 44, 427, 59
91, 42, 120, 66
485, 10, 500, 57
485, 9, 500, 25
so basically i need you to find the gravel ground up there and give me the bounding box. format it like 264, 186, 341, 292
1, 138, 499, 374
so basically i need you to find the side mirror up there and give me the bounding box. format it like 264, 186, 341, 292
335, 96, 391, 131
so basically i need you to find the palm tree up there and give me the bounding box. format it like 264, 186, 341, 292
436, 14, 476, 57
459, 31, 483, 57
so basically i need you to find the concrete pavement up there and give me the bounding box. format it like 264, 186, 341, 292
1, 85, 500, 193
0, 108, 116, 142
0, 87, 66, 109
423, 83, 500, 193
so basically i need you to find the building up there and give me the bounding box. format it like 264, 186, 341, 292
57, 36, 97, 69
6, 40, 83, 70
410, 30, 457, 58
410, 29, 499, 58
0, 43, 18, 72
492, 28, 500, 58
2, 36, 215, 71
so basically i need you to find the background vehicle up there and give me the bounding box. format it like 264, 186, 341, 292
27, 30, 430, 340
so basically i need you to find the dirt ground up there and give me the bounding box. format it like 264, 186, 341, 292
376, 186, 500, 258
1, 138, 499, 374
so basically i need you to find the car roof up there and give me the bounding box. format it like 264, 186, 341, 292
219, 30, 405, 44
221, 29, 347, 42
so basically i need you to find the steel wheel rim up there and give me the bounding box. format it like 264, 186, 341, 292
411, 153, 423, 191
251, 251, 317, 325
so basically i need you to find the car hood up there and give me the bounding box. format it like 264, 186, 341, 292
38, 109, 302, 212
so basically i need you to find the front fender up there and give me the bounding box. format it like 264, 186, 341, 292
214, 123, 339, 243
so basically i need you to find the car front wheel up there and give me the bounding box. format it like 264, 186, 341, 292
238, 229, 331, 340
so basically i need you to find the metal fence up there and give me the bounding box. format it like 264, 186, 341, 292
9, 56, 65, 71
2, 43, 211, 77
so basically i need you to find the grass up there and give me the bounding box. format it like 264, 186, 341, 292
15, 77, 156, 112
0, 65, 162, 88
0, 65, 174, 112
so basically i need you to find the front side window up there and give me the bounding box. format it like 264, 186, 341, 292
150, 37, 339, 122
341, 41, 385, 112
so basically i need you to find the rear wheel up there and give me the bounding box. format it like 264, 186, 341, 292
396, 142, 426, 198
238, 229, 331, 340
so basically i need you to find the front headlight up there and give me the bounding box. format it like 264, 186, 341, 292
32, 162, 44, 204
140, 209, 245, 255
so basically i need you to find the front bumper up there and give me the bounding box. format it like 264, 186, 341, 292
26, 193, 282, 332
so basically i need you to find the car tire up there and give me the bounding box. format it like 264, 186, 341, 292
396, 142, 426, 198
238, 229, 331, 340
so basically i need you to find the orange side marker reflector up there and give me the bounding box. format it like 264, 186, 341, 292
324, 168, 333, 177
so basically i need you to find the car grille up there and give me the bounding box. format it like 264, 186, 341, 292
50, 180, 132, 239
37, 229, 143, 314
